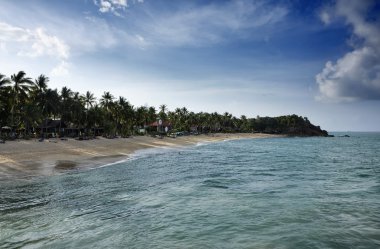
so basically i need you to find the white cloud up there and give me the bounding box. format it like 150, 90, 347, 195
92, 0, 287, 45
93, 0, 142, 16
0, 22, 70, 75
20, 28, 69, 59
319, 10, 331, 25
316, 0, 380, 101
1, 1, 287, 55
140, 1, 288, 47
318, 3, 335, 25
316, 47, 380, 101
0, 22, 69, 59
99, 0, 112, 13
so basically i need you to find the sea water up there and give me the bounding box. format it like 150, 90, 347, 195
1, 133, 379, 248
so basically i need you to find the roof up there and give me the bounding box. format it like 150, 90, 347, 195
39, 119, 67, 129
149, 121, 172, 127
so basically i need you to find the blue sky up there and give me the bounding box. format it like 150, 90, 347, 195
1, 0, 379, 131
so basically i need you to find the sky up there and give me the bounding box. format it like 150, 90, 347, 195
0, 0, 379, 131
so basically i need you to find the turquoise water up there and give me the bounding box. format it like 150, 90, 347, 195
1, 133, 380, 248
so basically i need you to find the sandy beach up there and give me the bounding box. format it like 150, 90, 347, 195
0, 133, 280, 179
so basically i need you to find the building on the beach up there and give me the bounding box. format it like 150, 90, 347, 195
148, 121, 172, 133
39, 119, 105, 138
39, 119, 66, 137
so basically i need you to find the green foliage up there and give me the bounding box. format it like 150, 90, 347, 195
0, 71, 328, 139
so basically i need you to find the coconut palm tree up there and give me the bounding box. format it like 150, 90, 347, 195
100, 91, 114, 111
222, 112, 233, 131
135, 106, 148, 129
59, 86, 73, 136
87, 103, 104, 130
71, 92, 85, 128
148, 106, 157, 124
83, 91, 96, 131
83, 91, 96, 110
6, 71, 33, 134
32, 75, 49, 134
117, 97, 134, 136
211, 112, 221, 132
240, 115, 251, 132
100, 92, 115, 136
34, 74, 48, 92
0, 74, 10, 108
158, 104, 167, 121
0, 74, 11, 135
0, 74, 10, 88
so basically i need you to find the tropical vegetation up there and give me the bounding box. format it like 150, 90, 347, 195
0, 71, 328, 139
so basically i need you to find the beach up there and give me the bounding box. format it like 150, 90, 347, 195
0, 133, 279, 179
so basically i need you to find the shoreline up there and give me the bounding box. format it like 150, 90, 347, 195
0, 133, 281, 179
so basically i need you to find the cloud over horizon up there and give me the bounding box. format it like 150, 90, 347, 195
316, 0, 380, 102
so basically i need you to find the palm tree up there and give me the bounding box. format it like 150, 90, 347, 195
159, 104, 167, 121
6, 71, 33, 134
84, 91, 96, 110
87, 104, 104, 132
34, 74, 48, 92
83, 91, 96, 131
117, 97, 134, 136
0, 74, 11, 136
159, 104, 167, 113
59, 86, 73, 136
71, 92, 85, 128
239, 115, 247, 132
135, 106, 148, 129
100, 91, 114, 111
100, 92, 115, 136
0, 74, 10, 88
222, 112, 233, 131
211, 112, 221, 132
0, 74, 10, 109
148, 106, 157, 124
181, 107, 189, 130
33, 75, 49, 135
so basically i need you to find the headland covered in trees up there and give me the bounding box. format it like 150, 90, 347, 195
0, 71, 328, 140
0, 71, 329, 177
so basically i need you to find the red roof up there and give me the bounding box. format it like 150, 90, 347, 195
149, 121, 172, 127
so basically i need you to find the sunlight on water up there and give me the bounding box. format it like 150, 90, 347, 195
1, 133, 380, 248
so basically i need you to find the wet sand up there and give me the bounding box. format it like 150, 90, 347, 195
0, 133, 280, 179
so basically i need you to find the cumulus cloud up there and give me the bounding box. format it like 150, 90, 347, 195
318, 5, 334, 25
19, 28, 69, 59
0, 22, 70, 75
93, 0, 142, 16
316, 0, 380, 101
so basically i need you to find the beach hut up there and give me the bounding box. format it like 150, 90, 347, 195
1, 126, 12, 139
148, 121, 172, 133
39, 119, 67, 137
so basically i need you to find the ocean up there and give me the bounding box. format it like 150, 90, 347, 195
1, 133, 379, 248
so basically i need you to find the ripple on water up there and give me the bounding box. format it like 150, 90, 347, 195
1, 133, 380, 248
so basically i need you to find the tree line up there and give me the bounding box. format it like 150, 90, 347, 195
0, 71, 328, 139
